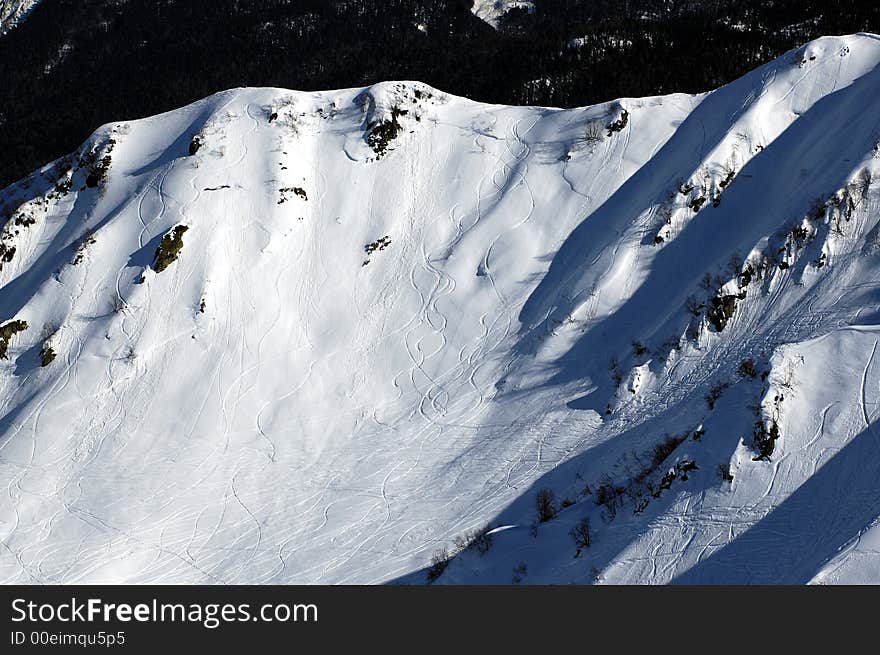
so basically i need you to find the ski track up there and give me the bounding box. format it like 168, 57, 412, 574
4, 38, 880, 583
861, 340, 878, 429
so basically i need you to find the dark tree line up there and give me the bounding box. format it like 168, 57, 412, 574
0, 0, 878, 189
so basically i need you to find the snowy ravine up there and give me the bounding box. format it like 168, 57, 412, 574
1, 34, 880, 585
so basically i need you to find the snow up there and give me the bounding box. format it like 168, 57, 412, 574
1, 34, 880, 584
0, 0, 40, 36
813, 517, 880, 584
470, 0, 534, 29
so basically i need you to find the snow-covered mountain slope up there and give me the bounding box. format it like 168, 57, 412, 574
1, 33, 879, 585
0, 0, 39, 35
470, 0, 534, 28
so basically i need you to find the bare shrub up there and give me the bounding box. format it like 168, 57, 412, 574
584, 119, 605, 144
535, 488, 558, 523
738, 359, 758, 378
685, 295, 704, 316
594, 478, 624, 520
426, 547, 451, 583
569, 517, 592, 556
706, 381, 729, 409
453, 524, 494, 556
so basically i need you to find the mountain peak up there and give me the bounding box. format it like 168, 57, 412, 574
471, 0, 535, 28
1, 35, 880, 584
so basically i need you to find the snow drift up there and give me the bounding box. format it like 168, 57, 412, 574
1, 34, 880, 584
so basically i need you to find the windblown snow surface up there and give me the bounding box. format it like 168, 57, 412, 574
1, 34, 880, 585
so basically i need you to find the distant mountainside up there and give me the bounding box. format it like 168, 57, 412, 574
0, 1, 878, 192
1, 34, 879, 584
470, 0, 535, 27
0, 0, 39, 35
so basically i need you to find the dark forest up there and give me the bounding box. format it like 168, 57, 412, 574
1, 0, 878, 189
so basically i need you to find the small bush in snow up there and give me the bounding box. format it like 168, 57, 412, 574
81, 138, 116, 188
752, 418, 780, 461
39, 327, 58, 367
584, 120, 604, 144
807, 196, 828, 221
72, 231, 96, 265
688, 195, 707, 212
685, 295, 705, 316
111, 295, 127, 314
707, 293, 739, 332
609, 356, 622, 385
40, 344, 56, 367
278, 186, 308, 204
706, 381, 729, 409
594, 480, 624, 519
535, 488, 558, 523
606, 109, 629, 136
650, 434, 686, 469
426, 547, 450, 583
367, 107, 407, 158
738, 359, 758, 378
569, 517, 592, 556
453, 524, 494, 555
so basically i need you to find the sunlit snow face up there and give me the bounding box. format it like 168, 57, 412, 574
1, 32, 879, 586
0, 0, 42, 35
470, 0, 535, 29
